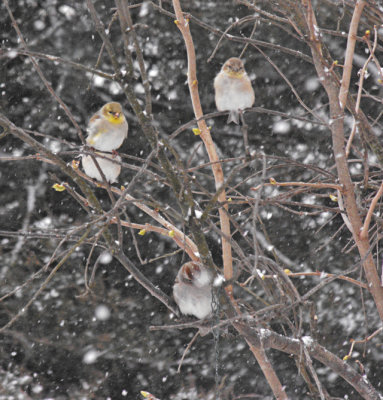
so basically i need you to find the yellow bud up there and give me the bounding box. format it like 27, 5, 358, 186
140, 391, 158, 400
284, 269, 291, 275
192, 79, 198, 86
72, 159, 80, 169
138, 229, 146, 236
365, 30, 370, 35
228, 198, 232, 202
52, 183, 66, 192
270, 177, 277, 185
192, 128, 201, 135
334, 60, 338, 65
329, 194, 338, 202
120, 185, 125, 191
343, 355, 349, 361
174, 20, 179, 25
168, 230, 175, 238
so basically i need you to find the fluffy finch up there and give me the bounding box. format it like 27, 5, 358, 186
173, 261, 213, 319
82, 152, 122, 183
86, 102, 128, 152
214, 57, 255, 124
82, 102, 127, 183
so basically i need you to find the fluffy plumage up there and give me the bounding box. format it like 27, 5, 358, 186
214, 57, 255, 124
86, 102, 128, 152
173, 262, 213, 319
82, 152, 121, 183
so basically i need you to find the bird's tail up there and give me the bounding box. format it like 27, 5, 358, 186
227, 110, 239, 124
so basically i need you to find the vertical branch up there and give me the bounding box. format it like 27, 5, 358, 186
171, 2, 288, 397
171, 0, 233, 285
302, 0, 383, 321
338, 0, 366, 110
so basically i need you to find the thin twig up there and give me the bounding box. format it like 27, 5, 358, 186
339, 0, 366, 110
251, 180, 342, 191
360, 181, 383, 240
0, 227, 92, 332
177, 331, 199, 373
3, 0, 85, 143
345, 30, 377, 158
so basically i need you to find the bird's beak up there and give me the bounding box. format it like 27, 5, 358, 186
113, 112, 120, 119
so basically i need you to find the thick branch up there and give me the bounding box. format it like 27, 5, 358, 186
238, 325, 382, 400
171, 0, 233, 283
301, 0, 383, 321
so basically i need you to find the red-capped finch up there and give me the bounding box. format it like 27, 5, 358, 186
214, 57, 255, 124
173, 262, 213, 319
86, 102, 128, 152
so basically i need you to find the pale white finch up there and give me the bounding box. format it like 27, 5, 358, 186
214, 57, 255, 124
173, 261, 213, 319
86, 102, 128, 152
82, 152, 122, 183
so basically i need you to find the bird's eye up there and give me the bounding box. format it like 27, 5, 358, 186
185, 266, 194, 280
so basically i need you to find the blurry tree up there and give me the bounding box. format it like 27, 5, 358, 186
1, 0, 383, 399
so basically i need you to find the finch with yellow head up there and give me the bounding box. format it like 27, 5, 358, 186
85, 102, 128, 151
82, 102, 128, 183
